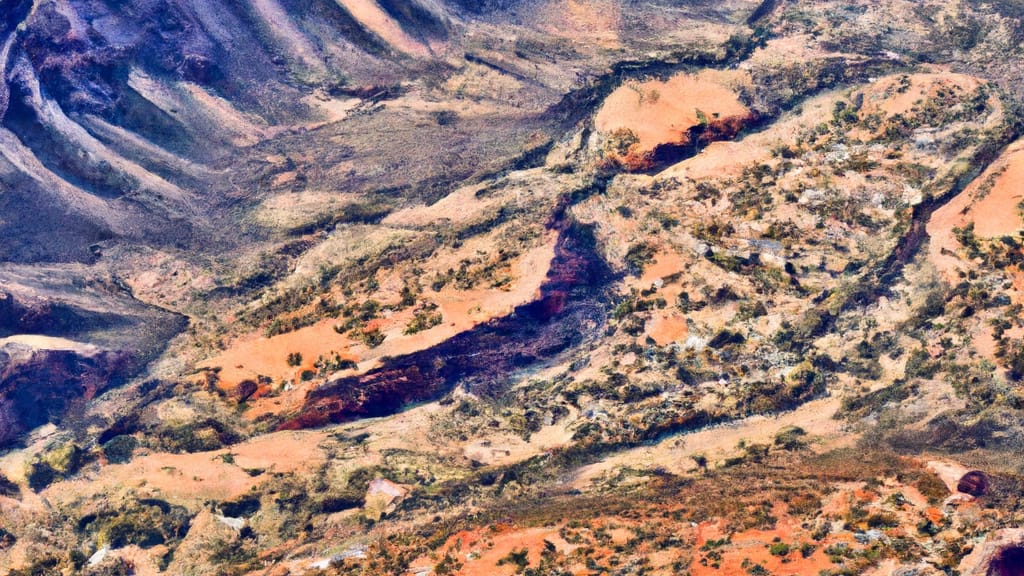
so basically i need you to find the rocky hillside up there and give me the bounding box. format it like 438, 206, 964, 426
2, 0, 1024, 575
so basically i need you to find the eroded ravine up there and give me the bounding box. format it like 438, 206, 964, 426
269, 57, 928, 436
278, 212, 614, 430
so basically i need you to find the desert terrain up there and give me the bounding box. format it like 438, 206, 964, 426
2, 0, 1024, 575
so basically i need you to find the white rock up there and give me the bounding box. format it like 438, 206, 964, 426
683, 335, 706, 351
87, 546, 110, 566
215, 515, 246, 531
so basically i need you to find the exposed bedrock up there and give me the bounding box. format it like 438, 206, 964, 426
279, 218, 613, 430
0, 341, 130, 446
960, 529, 1024, 576
0, 275, 186, 446
958, 470, 991, 497
645, 113, 756, 170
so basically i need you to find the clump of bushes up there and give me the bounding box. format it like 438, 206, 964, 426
315, 352, 358, 376
708, 329, 746, 349
24, 442, 85, 491
774, 426, 807, 451
624, 242, 656, 273
0, 527, 16, 549
360, 327, 386, 348
0, 472, 20, 498
497, 548, 530, 570
79, 498, 192, 550
220, 494, 262, 518
151, 419, 240, 453
405, 303, 443, 334
101, 435, 138, 464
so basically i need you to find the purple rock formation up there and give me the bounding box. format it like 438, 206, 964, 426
279, 219, 612, 430
958, 470, 990, 497
0, 342, 130, 445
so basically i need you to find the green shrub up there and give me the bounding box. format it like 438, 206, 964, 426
25, 461, 56, 491
773, 426, 807, 451
81, 499, 192, 550
914, 472, 950, 504
624, 242, 656, 273
361, 328, 386, 348
405, 304, 443, 334
43, 443, 83, 474
102, 435, 138, 464
0, 473, 18, 498
6, 557, 62, 576
497, 548, 530, 569
708, 329, 746, 349
24, 443, 85, 491
315, 352, 358, 376
221, 495, 262, 517
0, 527, 16, 549
154, 420, 239, 453
904, 348, 938, 379
866, 512, 898, 528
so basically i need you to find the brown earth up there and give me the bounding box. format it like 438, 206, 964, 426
595, 71, 752, 170
928, 139, 1024, 281
202, 233, 557, 415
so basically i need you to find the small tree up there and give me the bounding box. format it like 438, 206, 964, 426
692, 453, 708, 471
1005, 340, 1024, 381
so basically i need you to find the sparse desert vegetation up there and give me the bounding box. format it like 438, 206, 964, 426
2, 0, 1024, 574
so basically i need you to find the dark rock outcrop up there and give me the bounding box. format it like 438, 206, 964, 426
649, 113, 755, 167
0, 291, 126, 339
0, 270, 186, 446
960, 529, 1024, 576
0, 340, 131, 446
957, 470, 990, 497
279, 220, 612, 430
988, 546, 1024, 576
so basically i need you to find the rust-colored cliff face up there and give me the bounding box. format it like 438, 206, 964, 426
0, 342, 130, 445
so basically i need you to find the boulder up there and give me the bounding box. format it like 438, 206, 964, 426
957, 470, 990, 497
363, 478, 408, 521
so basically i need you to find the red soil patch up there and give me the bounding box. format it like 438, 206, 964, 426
595, 72, 751, 170
639, 251, 686, 286
202, 235, 557, 417
928, 139, 1024, 282
854, 488, 879, 503
200, 318, 358, 393
692, 508, 853, 576
410, 516, 687, 576
634, 251, 689, 345
969, 149, 1024, 239
409, 525, 573, 576
646, 312, 689, 346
